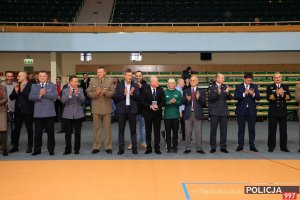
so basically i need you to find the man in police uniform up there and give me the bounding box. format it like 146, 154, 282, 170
266, 72, 291, 152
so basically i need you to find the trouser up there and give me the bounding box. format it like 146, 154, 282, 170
145, 115, 161, 151
64, 118, 82, 152
268, 116, 287, 150
118, 107, 137, 151
0, 131, 7, 150
33, 117, 55, 153
137, 114, 146, 144
185, 113, 203, 150
12, 112, 34, 149
164, 118, 179, 150
92, 113, 112, 150
55, 99, 62, 121
237, 109, 256, 147
8, 111, 14, 144
180, 115, 185, 140
210, 115, 228, 150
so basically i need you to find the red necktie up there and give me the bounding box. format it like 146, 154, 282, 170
191, 88, 195, 110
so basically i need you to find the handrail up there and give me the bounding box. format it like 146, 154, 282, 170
1, 21, 300, 27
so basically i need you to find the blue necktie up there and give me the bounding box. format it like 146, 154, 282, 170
152, 89, 156, 101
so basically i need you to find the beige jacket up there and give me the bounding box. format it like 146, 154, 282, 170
0, 85, 8, 112
295, 84, 300, 116
86, 76, 115, 114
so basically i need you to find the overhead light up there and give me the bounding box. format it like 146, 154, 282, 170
130, 53, 142, 62
80, 53, 92, 62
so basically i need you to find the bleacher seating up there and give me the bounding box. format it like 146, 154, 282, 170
76, 71, 300, 119
0, 0, 84, 22
111, 0, 300, 23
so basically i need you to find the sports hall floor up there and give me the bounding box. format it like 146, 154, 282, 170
1, 120, 300, 200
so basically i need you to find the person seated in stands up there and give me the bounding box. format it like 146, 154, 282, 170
253, 17, 261, 26
182, 66, 196, 80
183, 78, 191, 91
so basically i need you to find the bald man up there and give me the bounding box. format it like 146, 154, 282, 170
267, 72, 291, 152
208, 73, 233, 153
9, 72, 34, 153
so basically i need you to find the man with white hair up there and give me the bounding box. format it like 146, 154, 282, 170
267, 72, 291, 152
140, 76, 166, 154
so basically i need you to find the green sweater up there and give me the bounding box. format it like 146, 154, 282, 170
164, 89, 182, 119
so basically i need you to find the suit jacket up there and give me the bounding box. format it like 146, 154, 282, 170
114, 81, 140, 114
80, 78, 90, 97
267, 83, 291, 117
234, 83, 261, 116
140, 84, 166, 119
182, 87, 206, 120
86, 76, 115, 115
208, 83, 233, 116
61, 87, 85, 119
28, 81, 58, 118
9, 82, 34, 114
295, 84, 300, 116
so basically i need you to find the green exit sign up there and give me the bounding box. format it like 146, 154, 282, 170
24, 66, 34, 72
24, 58, 34, 65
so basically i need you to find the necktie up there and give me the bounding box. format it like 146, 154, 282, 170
191, 88, 195, 110
152, 89, 156, 101
277, 84, 280, 89
41, 83, 44, 88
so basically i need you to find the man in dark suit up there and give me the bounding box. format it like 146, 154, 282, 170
80, 73, 91, 115
8, 72, 34, 153
182, 76, 206, 154
114, 69, 140, 155
141, 76, 166, 154
208, 73, 233, 153
29, 71, 58, 156
267, 72, 291, 152
234, 73, 261, 152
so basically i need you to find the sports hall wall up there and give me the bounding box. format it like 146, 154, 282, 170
0, 52, 300, 77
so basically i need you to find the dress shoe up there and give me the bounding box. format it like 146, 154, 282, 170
91, 149, 100, 154
155, 149, 162, 154
63, 151, 71, 155
182, 137, 185, 141
235, 146, 243, 152
132, 149, 138, 154
8, 148, 19, 153
268, 148, 274, 152
3, 149, 8, 156
145, 149, 152, 154
127, 144, 132, 150
210, 149, 216, 153
197, 150, 205, 154
26, 147, 32, 153
31, 151, 41, 156
106, 149, 112, 154
298, 149, 300, 153
74, 151, 79, 154
167, 149, 172, 153
281, 149, 290, 152
49, 152, 55, 155
250, 146, 259, 152
183, 149, 191, 154
173, 149, 177, 153
118, 150, 124, 155
56, 130, 65, 133
220, 149, 229, 153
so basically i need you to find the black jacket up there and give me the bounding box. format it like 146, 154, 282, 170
9, 82, 34, 114
267, 83, 291, 117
